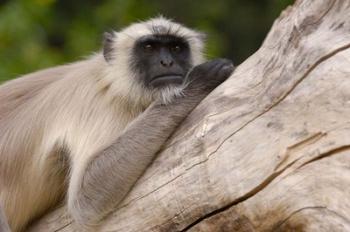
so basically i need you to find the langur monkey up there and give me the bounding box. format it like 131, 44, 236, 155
0, 17, 234, 231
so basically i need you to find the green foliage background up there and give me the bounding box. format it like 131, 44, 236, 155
0, 0, 293, 82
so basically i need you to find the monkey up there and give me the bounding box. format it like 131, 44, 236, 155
0, 17, 234, 231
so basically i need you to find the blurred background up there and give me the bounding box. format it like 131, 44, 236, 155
0, 0, 293, 82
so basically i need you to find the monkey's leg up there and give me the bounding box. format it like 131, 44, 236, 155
69, 59, 234, 227
0, 205, 10, 232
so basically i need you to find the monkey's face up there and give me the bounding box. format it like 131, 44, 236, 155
131, 35, 192, 89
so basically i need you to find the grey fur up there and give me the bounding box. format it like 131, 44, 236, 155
0, 16, 233, 232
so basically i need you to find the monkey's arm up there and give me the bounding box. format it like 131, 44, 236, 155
69, 59, 234, 227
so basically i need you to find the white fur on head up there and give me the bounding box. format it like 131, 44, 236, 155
103, 16, 206, 105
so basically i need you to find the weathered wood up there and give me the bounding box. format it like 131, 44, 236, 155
28, 0, 350, 231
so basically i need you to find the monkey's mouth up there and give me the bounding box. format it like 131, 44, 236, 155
150, 74, 184, 87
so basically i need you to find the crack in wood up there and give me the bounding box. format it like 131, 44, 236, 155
299, 145, 350, 169
271, 206, 326, 230
53, 222, 72, 232
274, 132, 326, 171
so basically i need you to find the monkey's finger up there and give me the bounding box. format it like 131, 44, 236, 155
218, 63, 235, 80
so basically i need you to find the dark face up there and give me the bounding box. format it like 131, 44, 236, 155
131, 35, 192, 89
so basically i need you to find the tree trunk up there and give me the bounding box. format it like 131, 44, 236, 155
28, 0, 350, 231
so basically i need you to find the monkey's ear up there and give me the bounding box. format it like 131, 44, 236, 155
103, 31, 116, 62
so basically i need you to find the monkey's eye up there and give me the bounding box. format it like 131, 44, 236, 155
171, 45, 182, 53
143, 44, 153, 52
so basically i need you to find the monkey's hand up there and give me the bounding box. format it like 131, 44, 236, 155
160, 58, 234, 113
185, 58, 235, 94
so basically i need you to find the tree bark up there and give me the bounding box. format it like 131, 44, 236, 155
28, 0, 350, 231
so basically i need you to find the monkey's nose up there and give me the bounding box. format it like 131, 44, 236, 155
160, 59, 174, 67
